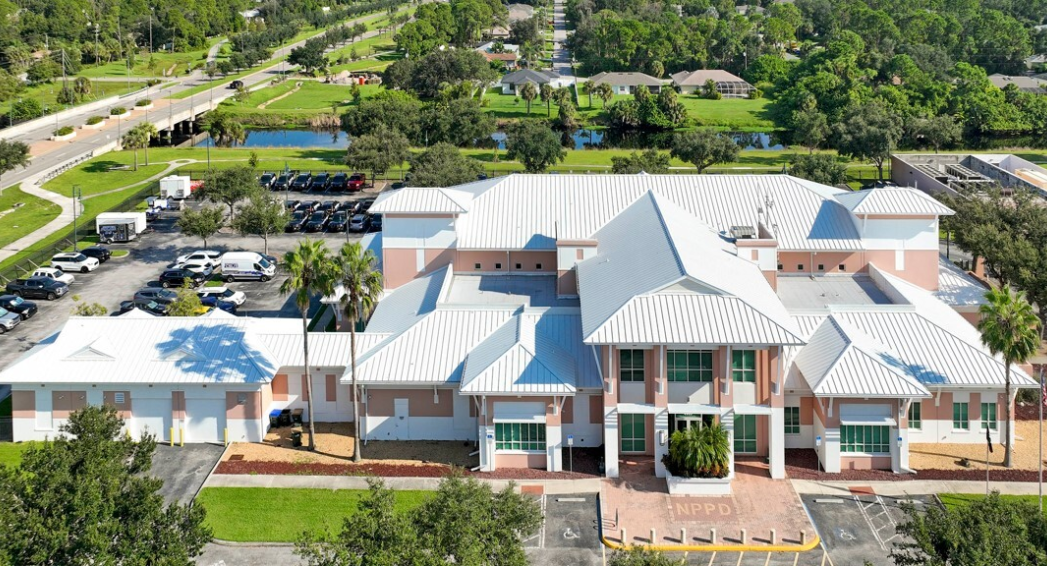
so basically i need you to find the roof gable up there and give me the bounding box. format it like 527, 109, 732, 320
834, 187, 954, 216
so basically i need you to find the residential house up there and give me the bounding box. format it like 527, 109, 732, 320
497, 69, 564, 95
476, 42, 520, 70
671, 69, 754, 97
988, 74, 1047, 95
587, 72, 664, 95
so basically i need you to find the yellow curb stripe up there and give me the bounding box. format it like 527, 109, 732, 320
599, 534, 822, 553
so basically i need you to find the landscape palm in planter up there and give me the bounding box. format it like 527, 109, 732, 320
663, 422, 731, 479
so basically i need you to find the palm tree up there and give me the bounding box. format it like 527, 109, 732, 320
520, 82, 538, 115
73, 77, 92, 99
595, 82, 614, 108
581, 80, 593, 108
280, 239, 336, 451
121, 127, 148, 171
335, 242, 383, 462
978, 287, 1041, 468
540, 83, 554, 117
135, 123, 158, 166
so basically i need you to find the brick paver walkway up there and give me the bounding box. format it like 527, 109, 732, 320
601, 457, 815, 550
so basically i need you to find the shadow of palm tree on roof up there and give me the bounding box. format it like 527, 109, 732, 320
155, 322, 276, 384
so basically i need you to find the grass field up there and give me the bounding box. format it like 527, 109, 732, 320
938, 493, 1047, 510
0, 185, 62, 252
79, 38, 224, 79
42, 161, 168, 198
484, 91, 564, 120
574, 92, 774, 130
196, 487, 431, 542
265, 82, 378, 111
0, 443, 29, 469
0, 81, 150, 121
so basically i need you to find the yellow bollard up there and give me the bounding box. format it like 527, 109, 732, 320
169, 427, 174, 446
224, 428, 229, 446
179, 427, 185, 447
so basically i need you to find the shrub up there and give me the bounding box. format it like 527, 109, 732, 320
110, 106, 128, 115
662, 423, 731, 478
53, 126, 75, 136
748, 88, 763, 100
135, 98, 152, 107
146, 79, 162, 87
85, 116, 105, 125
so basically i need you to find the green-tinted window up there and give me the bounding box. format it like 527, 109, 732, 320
732, 350, 756, 382
495, 422, 546, 451
619, 349, 645, 382
784, 407, 800, 435
840, 425, 890, 454
667, 350, 713, 382
734, 414, 757, 453
953, 402, 969, 430
981, 402, 997, 430
621, 414, 646, 452
908, 402, 921, 430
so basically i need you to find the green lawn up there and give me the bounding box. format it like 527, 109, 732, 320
0, 81, 150, 120
265, 82, 379, 111
484, 91, 563, 120
574, 93, 774, 130
938, 493, 1046, 510
329, 52, 401, 73
79, 38, 224, 79
42, 160, 168, 198
196, 487, 431, 542
0, 185, 62, 252
0, 443, 29, 469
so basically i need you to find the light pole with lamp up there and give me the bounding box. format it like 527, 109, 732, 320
71, 186, 82, 251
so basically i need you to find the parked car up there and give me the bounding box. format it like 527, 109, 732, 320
291, 173, 312, 191
31, 267, 74, 285
175, 261, 214, 277
318, 200, 336, 213
260, 253, 278, 268
328, 211, 349, 232
390, 181, 406, 190
121, 299, 167, 316
197, 286, 246, 306
6, 277, 69, 300
0, 295, 37, 320
0, 306, 20, 334
134, 288, 179, 305
259, 172, 275, 189
284, 211, 308, 232
176, 250, 223, 268
347, 173, 367, 192
310, 173, 330, 192
358, 197, 377, 212
229, 80, 244, 89
284, 199, 300, 211
51, 252, 99, 273
336, 201, 357, 213
370, 213, 383, 231
158, 269, 205, 288
349, 213, 370, 232
79, 246, 112, 263
305, 211, 330, 232
199, 295, 238, 313
219, 252, 275, 282
273, 173, 292, 191
330, 172, 349, 192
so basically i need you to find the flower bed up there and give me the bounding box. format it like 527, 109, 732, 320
135, 99, 153, 110
109, 107, 128, 119
83, 116, 106, 129
51, 126, 76, 141
665, 469, 733, 495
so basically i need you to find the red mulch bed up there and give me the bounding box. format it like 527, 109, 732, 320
1015, 402, 1042, 421
215, 447, 604, 479
786, 449, 1047, 482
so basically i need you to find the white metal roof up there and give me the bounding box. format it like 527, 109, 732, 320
577, 191, 803, 346
935, 257, 989, 308
350, 307, 517, 385
256, 332, 390, 368
365, 265, 451, 333
371, 188, 468, 214
460, 314, 578, 395
450, 174, 865, 251
834, 187, 954, 216
0, 317, 280, 385
794, 315, 930, 398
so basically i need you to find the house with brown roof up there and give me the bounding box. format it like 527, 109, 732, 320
671, 69, 754, 97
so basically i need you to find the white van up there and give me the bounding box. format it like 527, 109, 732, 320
219, 252, 276, 282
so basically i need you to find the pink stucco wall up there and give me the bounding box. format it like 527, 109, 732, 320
841, 456, 892, 470
497, 453, 547, 469
368, 388, 455, 417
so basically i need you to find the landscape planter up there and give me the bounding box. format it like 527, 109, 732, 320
81, 120, 106, 130
665, 469, 733, 495
135, 103, 154, 110
50, 131, 76, 142
109, 113, 129, 120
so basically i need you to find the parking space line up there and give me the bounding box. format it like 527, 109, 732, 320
707, 551, 716, 566
539, 494, 547, 549
735, 552, 743, 566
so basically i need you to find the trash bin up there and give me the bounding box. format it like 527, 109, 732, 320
269, 409, 282, 428
292, 408, 304, 425
291, 429, 303, 448
279, 409, 292, 427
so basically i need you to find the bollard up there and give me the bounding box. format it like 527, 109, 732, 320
224, 427, 228, 446
800, 530, 807, 545
621, 528, 627, 547
710, 528, 717, 544
650, 528, 656, 545
740, 529, 747, 544
179, 427, 185, 447
770, 529, 776, 545
680, 528, 686, 545
169, 427, 174, 447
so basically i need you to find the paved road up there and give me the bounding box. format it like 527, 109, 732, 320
551, 0, 573, 79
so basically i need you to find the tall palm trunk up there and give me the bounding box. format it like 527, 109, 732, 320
301, 308, 316, 450
350, 320, 361, 462
133, 149, 139, 171
1004, 362, 1013, 468
144, 143, 149, 166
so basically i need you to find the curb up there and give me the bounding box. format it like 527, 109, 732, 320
598, 534, 822, 553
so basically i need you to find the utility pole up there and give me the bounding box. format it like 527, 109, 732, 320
94, 25, 100, 67
149, 9, 153, 55
72, 186, 82, 251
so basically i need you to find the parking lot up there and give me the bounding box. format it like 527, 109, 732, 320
802, 493, 935, 566
0, 193, 373, 372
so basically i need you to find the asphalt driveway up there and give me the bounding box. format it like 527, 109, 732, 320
152, 443, 225, 506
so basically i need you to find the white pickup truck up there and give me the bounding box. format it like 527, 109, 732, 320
31, 267, 75, 285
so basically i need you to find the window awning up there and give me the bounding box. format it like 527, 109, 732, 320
666, 403, 722, 415
614, 403, 660, 415
493, 401, 546, 423
840, 404, 896, 426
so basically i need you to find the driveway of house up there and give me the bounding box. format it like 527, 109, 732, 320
153, 443, 226, 506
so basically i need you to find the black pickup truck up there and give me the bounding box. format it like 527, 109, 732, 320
6, 277, 69, 300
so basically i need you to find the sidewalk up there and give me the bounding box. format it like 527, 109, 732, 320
793, 478, 1047, 497
0, 169, 74, 261
204, 473, 603, 494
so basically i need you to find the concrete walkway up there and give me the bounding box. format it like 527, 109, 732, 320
204, 473, 603, 494
793, 478, 1047, 497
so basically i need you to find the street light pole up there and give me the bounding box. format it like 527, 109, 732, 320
72, 186, 82, 251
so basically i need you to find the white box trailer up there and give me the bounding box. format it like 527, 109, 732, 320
96, 212, 147, 243
159, 175, 193, 200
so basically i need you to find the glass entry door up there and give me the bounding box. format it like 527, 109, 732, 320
672, 414, 714, 433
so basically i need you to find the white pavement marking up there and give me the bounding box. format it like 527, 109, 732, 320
558, 497, 586, 502
853, 495, 887, 552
